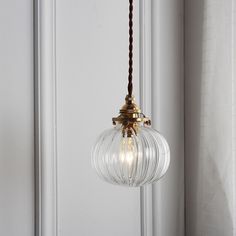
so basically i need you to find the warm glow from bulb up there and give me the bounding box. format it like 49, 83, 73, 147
119, 137, 137, 167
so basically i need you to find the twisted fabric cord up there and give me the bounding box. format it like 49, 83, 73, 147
127, 0, 133, 97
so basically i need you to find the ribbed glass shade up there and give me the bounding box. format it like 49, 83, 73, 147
91, 124, 170, 187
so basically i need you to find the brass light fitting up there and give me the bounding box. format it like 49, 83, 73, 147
112, 95, 151, 137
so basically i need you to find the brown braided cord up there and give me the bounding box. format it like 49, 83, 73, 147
128, 0, 133, 97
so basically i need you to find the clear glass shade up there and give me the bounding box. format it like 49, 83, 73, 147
91, 124, 170, 187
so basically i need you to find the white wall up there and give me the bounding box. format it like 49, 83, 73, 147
0, 0, 185, 235
56, 0, 141, 235
55, 0, 185, 236
0, 0, 34, 235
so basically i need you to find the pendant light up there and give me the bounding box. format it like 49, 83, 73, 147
91, 0, 170, 187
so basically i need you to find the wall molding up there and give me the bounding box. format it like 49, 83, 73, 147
139, 1, 153, 236
34, 0, 152, 235
34, 0, 58, 235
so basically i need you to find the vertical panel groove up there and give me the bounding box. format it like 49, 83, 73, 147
34, 1, 41, 235
139, 1, 153, 236
34, 0, 58, 235
232, 0, 236, 234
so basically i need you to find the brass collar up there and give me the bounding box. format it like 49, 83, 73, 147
112, 95, 151, 136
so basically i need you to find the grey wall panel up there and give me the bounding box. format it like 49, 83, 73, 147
56, 1, 141, 236
0, 0, 34, 235
152, 1, 185, 236
35, 0, 185, 235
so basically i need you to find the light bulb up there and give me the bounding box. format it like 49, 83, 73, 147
119, 137, 136, 165
91, 96, 170, 187
119, 137, 137, 181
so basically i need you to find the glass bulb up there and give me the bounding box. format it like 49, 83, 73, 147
91, 124, 170, 187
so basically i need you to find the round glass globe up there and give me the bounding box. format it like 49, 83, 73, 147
91, 124, 170, 187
